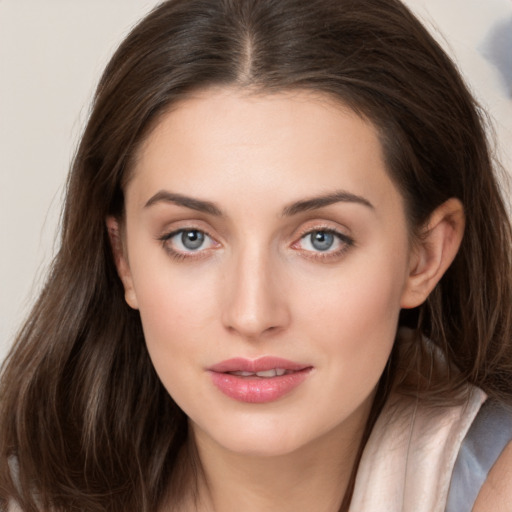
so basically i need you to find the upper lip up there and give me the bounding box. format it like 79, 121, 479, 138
208, 356, 310, 373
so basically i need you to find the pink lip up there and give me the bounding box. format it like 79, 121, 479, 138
208, 357, 312, 404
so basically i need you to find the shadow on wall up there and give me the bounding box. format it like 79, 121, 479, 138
480, 15, 512, 97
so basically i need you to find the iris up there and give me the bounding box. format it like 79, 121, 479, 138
310, 231, 334, 251
181, 230, 205, 250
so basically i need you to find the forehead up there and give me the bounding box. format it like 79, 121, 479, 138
127, 87, 402, 215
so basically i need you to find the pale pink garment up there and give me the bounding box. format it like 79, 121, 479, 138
349, 387, 487, 512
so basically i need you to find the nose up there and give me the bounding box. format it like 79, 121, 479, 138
221, 245, 291, 339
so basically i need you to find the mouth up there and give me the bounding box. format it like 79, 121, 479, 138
227, 368, 295, 378
208, 357, 313, 403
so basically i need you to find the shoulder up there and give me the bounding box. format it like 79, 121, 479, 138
472, 440, 512, 512
446, 395, 512, 512
351, 387, 487, 512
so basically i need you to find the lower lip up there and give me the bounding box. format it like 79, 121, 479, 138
209, 369, 312, 403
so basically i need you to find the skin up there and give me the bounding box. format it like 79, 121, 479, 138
108, 87, 465, 511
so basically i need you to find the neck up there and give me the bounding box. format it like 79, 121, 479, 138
187, 399, 373, 512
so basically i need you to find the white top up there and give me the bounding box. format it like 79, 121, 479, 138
349, 387, 487, 511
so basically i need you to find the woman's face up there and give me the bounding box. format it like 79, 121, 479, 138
117, 87, 416, 456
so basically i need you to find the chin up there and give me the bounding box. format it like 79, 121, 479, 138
191, 412, 333, 459
217, 432, 307, 458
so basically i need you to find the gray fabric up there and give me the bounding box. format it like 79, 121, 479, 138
445, 399, 512, 512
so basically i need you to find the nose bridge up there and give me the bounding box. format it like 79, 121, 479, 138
221, 239, 289, 338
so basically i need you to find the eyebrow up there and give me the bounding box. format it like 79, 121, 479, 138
282, 190, 374, 216
144, 189, 374, 217
144, 191, 223, 216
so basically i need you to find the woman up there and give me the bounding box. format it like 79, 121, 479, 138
1, 0, 511, 510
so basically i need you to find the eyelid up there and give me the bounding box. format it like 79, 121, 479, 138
155, 220, 354, 262
157, 226, 221, 260
291, 223, 355, 260
293, 228, 352, 250
293, 220, 353, 243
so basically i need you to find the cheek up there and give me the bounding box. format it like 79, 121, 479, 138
130, 259, 221, 387
294, 249, 407, 372
287, 266, 404, 432
136, 289, 214, 411
140, 285, 215, 337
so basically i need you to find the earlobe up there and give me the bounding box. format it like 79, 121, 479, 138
106, 216, 139, 310
400, 198, 465, 309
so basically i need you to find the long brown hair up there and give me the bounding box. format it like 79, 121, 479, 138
1, 0, 511, 510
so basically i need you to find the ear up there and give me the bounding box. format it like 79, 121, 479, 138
400, 198, 465, 309
106, 216, 139, 310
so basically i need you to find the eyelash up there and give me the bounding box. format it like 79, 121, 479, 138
292, 227, 354, 261
158, 228, 218, 262
157, 226, 354, 262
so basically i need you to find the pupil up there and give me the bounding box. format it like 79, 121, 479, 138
311, 231, 334, 251
182, 230, 204, 250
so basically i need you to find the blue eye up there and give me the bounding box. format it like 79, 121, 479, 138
163, 229, 216, 254
180, 230, 205, 250
297, 229, 352, 255
309, 231, 335, 251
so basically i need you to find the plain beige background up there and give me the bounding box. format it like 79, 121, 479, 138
1, 0, 511, 362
